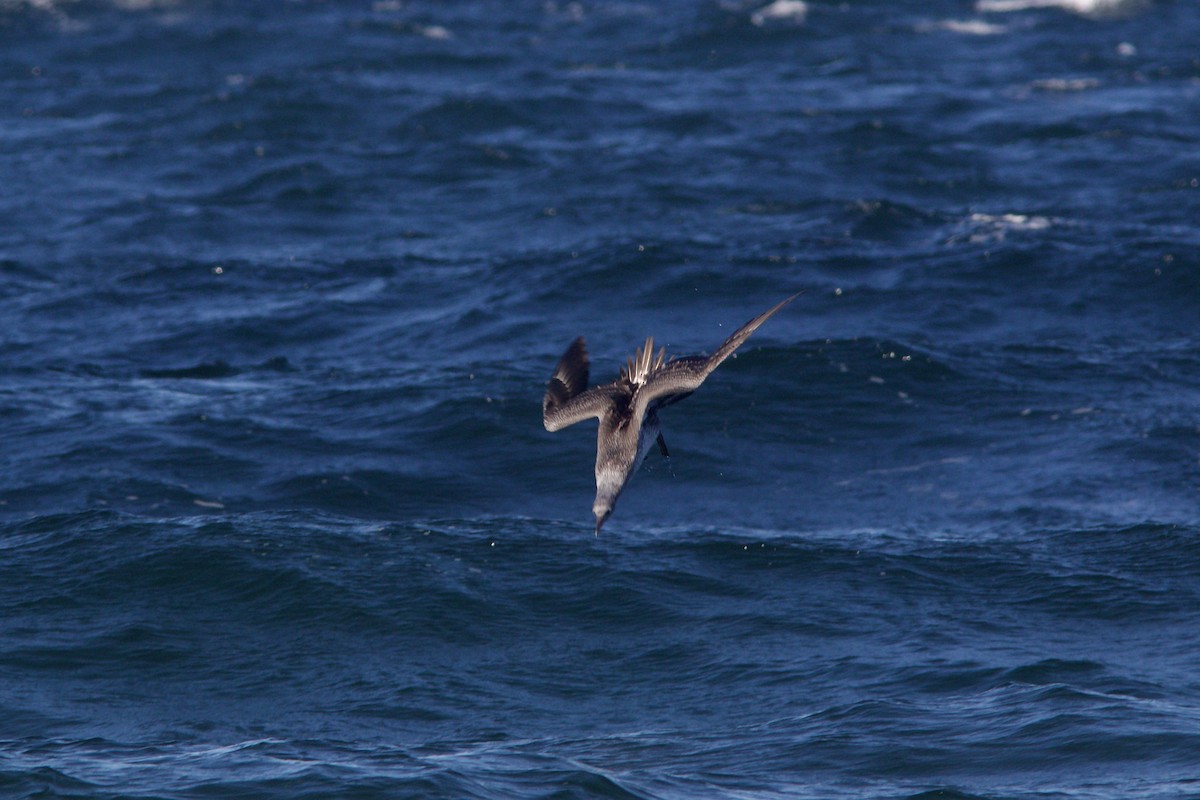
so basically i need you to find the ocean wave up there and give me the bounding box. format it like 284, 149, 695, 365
976, 0, 1147, 17
2, 511, 1198, 797
4, 1, 1200, 797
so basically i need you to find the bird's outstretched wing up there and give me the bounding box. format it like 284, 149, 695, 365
543, 337, 626, 432
544, 337, 588, 406
543, 383, 626, 432
634, 291, 802, 414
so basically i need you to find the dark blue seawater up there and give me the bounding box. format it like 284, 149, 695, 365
3, 0, 1199, 797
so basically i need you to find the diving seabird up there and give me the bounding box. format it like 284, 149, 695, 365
542, 292, 802, 533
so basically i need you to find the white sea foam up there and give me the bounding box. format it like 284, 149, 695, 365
1028, 77, 1101, 92
951, 213, 1058, 244
920, 18, 1009, 35
974, 213, 1052, 229
415, 24, 453, 41
750, 0, 807, 27
976, 0, 1142, 16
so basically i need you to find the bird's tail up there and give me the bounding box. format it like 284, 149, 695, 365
622, 336, 666, 386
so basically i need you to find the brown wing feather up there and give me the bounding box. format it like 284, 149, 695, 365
544, 382, 627, 432
634, 291, 802, 414
543, 292, 801, 431
544, 337, 629, 432
544, 337, 589, 413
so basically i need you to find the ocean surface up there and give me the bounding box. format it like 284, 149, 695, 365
2, 0, 1199, 798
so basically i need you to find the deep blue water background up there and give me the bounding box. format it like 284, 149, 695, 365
3, 0, 1200, 798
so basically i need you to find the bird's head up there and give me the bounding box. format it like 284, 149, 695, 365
592, 466, 627, 535
593, 505, 612, 535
